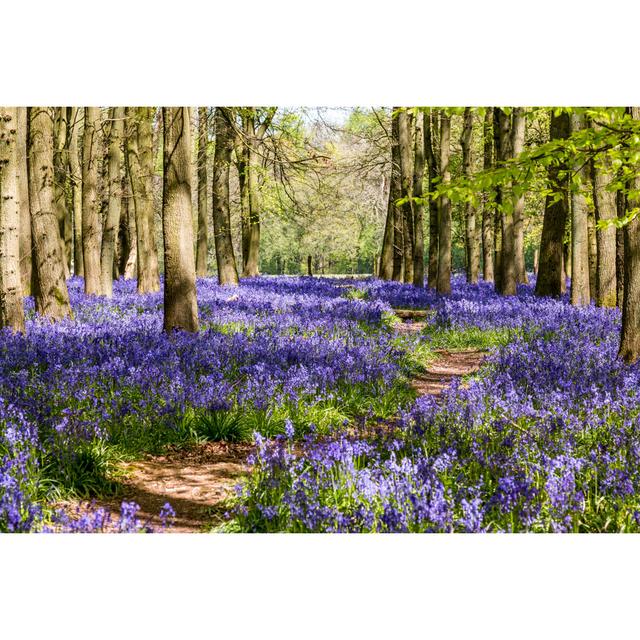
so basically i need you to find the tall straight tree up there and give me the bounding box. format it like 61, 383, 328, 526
27, 107, 72, 320
242, 107, 276, 278
481, 109, 494, 282
82, 107, 101, 294
535, 111, 571, 298
162, 107, 198, 332
390, 109, 404, 281
616, 190, 625, 308
619, 106, 640, 363
397, 109, 414, 284
195, 107, 208, 277
436, 111, 452, 294
125, 107, 160, 293
569, 111, 590, 306
67, 107, 83, 276
425, 108, 439, 288
495, 108, 516, 296
211, 108, 239, 286
53, 108, 71, 277
16, 107, 32, 295
379, 109, 401, 280
461, 107, 478, 283
511, 107, 527, 284
0, 107, 25, 332
99, 107, 124, 296
412, 110, 425, 287
591, 140, 617, 307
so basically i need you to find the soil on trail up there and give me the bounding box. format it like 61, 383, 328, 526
411, 349, 486, 397
63, 442, 252, 533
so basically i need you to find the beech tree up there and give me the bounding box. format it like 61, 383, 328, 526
81, 107, 101, 294
569, 111, 590, 306
511, 107, 527, 284
436, 111, 451, 294
99, 107, 124, 296
67, 107, 83, 277
53, 108, 71, 278
211, 108, 239, 286
461, 108, 478, 283
162, 107, 198, 332
27, 107, 72, 320
412, 110, 425, 287
0, 107, 25, 332
425, 108, 439, 288
398, 109, 414, 284
125, 107, 160, 293
481, 109, 494, 282
195, 107, 208, 277
16, 107, 32, 295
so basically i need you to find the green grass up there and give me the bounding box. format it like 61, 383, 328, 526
423, 325, 521, 351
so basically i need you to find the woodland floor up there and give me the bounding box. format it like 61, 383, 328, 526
61, 317, 486, 533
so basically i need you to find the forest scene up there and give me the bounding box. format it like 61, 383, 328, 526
1, 105, 640, 534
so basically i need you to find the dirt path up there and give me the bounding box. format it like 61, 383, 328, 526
411, 349, 486, 397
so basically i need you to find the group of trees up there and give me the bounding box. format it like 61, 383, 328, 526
2, 105, 640, 362
377, 107, 640, 363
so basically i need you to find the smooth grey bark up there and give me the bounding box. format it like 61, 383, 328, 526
99, 107, 124, 296
195, 107, 208, 277
482, 109, 494, 282
425, 108, 439, 288
511, 107, 527, 284
82, 107, 101, 294
211, 108, 239, 286
27, 107, 72, 320
162, 107, 198, 332
67, 107, 83, 277
461, 108, 478, 284
398, 109, 414, 284
591, 145, 617, 307
569, 112, 591, 306
436, 112, 451, 295
616, 190, 625, 309
53, 108, 71, 279
0, 107, 25, 332
412, 110, 425, 287
16, 107, 32, 295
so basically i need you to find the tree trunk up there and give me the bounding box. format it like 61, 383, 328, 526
496, 108, 516, 296
425, 108, 439, 288
412, 110, 425, 287
398, 109, 414, 284
81, 107, 101, 294
162, 107, 198, 332
307, 255, 312, 276
67, 107, 83, 277
27, 108, 72, 320
388, 109, 403, 281
195, 107, 208, 277
482, 109, 494, 282
0, 107, 25, 331
211, 108, 239, 286
616, 190, 625, 309
619, 107, 640, 362
569, 112, 590, 306
461, 107, 478, 284
53, 108, 71, 280
591, 149, 617, 307
436, 112, 451, 295
16, 107, 32, 296
511, 107, 527, 284
125, 107, 160, 293
587, 202, 597, 300
99, 107, 124, 297
535, 111, 571, 298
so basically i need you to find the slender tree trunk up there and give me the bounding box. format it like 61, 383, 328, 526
81, 107, 101, 294
535, 111, 571, 297
99, 107, 124, 296
436, 112, 451, 294
67, 107, 83, 277
211, 108, 239, 286
162, 107, 198, 332
0, 107, 25, 331
461, 108, 479, 284
511, 107, 527, 284
496, 108, 516, 295
307, 255, 312, 276
425, 108, 439, 288
616, 190, 625, 309
412, 110, 425, 287
591, 149, 617, 307
493, 108, 504, 292
16, 107, 32, 296
587, 202, 597, 300
482, 109, 494, 282
125, 107, 160, 293
619, 107, 640, 362
196, 107, 209, 277
53, 108, 71, 280
398, 109, 414, 284
389, 109, 403, 281
27, 108, 72, 320
379, 184, 395, 280
244, 141, 261, 277
569, 112, 591, 306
